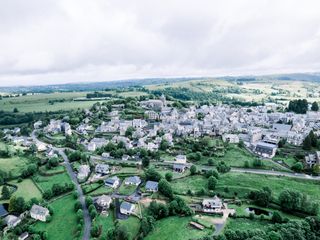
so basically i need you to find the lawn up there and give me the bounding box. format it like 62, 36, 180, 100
217, 172, 320, 201
172, 175, 208, 195
0, 155, 30, 177
118, 182, 137, 196
33, 172, 72, 192
118, 216, 141, 240
274, 156, 297, 168
213, 145, 288, 171
33, 195, 79, 240
171, 173, 320, 202
92, 213, 115, 239
115, 167, 143, 175
88, 186, 114, 196
0, 178, 42, 203
145, 216, 212, 240
224, 218, 271, 232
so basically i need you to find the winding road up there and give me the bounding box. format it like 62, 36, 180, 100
32, 131, 92, 240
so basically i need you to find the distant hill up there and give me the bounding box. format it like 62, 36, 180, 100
1, 72, 320, 93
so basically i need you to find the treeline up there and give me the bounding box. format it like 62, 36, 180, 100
43, 183, 74, 200
287, 99, 319, 114
0, 111, 35, 125
86, 92, 113, 98
205, 216, 320, 240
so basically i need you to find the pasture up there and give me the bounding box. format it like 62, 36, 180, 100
145, 216, 212, 240
93, 213, 115, 239
224, 218, 271, 232
33, 172, 72, 192
171, 173, 320, 202
0, 155, 30, 177
0, 92, 101, 112
0, 178, 42, 203
118, 216, 141, 240
118, 182, 137, 195
33, 194, 79, 240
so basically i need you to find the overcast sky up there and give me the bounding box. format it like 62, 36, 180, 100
0, 0, 320, 87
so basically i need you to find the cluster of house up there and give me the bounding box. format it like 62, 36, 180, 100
73, 100, 320, 164
92, 174, 158, 216
0, 203, 50, 239
4, 96, 320, 172
44, 119, 72, 136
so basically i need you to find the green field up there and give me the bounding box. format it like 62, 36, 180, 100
0, 92, 102, 112
212, 145, 289, 171
274, 156, 298, 168
171, 173, 320, 202
92, 213, 115, 239
145, 216, 212, 240
224, 218, 271, 232
33, 194, 79, 240
33, 172, 72, 192
0, 178, 42, 203
118, 182, 137, 195
88, 186, 114, 196
0, 155, 30, 177
118, 216, 141, 240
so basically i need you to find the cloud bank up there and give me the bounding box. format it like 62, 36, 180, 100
0, 0, 320, 86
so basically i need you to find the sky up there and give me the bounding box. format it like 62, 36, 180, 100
0, 0, 320, 87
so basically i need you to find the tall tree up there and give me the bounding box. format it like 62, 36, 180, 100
303, 135, 312, 150
208, 176, 217, 190
1, 185, 11, 200
311, 101, 319, 111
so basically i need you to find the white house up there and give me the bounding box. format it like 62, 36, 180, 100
120, 201, 135, 215
175, 155, 187, 164
95, 164, 109, 175
202, 196, 223, 213
30, 205, 50, 222
222, 134, 239, 143
4, 215, 21, 228
96, 195, 112, 209
77, 165, 90, 180
124, 176, 141, 186
36, 142, 47, 152
105, 176, 120, 188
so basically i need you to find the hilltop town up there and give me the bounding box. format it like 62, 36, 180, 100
0, 87, 320, 240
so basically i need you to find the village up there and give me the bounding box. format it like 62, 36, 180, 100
1, 94, 320, 240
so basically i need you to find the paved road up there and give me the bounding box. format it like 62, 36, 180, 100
59, 149, 92, 240
231, 167, 320, 181
32, 131, 92, 240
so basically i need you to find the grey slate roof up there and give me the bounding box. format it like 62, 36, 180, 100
145, 181, 158, 190
120, 201, 134, 211
30, 204, 49, 216
256, 141, 277, 150
125, 176, 141, 184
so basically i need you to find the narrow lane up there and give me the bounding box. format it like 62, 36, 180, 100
32, 130, 92, 240
59, 150, 92, 240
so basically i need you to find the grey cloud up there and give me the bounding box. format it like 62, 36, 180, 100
0, 0, 320, 86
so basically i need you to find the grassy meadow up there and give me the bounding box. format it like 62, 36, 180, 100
33, 194, 79, 240
0, 178, 42, 203
33, 172, 73, 192
145, 216, 212, 240
171, 172, 320, 202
